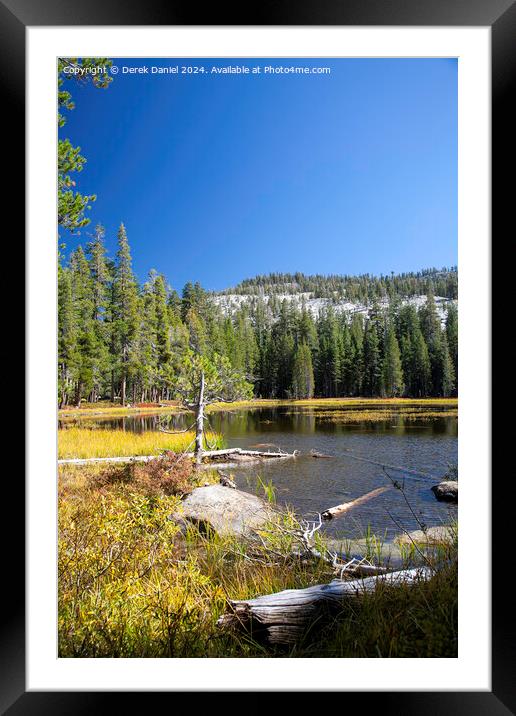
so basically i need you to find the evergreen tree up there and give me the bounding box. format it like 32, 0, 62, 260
363, 318, 382, 397
111, 224, 139, 405
291, 341, 315, 399
419, 289, 444, 395
58, 59, 112, 233
382, 324, 404, 397
57, 263, 78, 407
398, 305, 431, 397
69, 246, 96, 405
439, 339, 456, 398
446, 303, 458, 393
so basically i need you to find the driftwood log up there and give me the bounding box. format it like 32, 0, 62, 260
321, 486, 391, 520
58, 447, 297, 466
217, 567, 432, 645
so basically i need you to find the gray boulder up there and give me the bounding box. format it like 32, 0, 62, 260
431, 481, 458, 503
395, 525, 456, 546
173, 484, 275, 537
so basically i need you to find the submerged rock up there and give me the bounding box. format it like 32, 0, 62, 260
172, 484, 275, 537
395, 525, 456, 546
431, 481, 458, 503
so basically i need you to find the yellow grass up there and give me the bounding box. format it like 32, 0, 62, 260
208, 397, 458, 411
58, 427, 224, 459
299, 408, 458, 423
59, 402, 185, 420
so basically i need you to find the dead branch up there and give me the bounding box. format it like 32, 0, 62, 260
321, 486, 392, 521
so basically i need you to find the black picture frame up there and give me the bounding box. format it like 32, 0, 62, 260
6, 0, 508, 711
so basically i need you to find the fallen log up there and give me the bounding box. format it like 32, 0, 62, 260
321, 486, 391, 521
58, 447, 297, 466
196, 447, 295, 459
217, 566, 432, 645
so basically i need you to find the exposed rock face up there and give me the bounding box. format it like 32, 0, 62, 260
395, 525, 456, 546
431, 481, 458, 503
173, 484, 275, 537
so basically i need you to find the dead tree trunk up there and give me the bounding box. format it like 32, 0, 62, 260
194, 370, 205, 466
217, 567, 432, 646
321, 486, 391, 521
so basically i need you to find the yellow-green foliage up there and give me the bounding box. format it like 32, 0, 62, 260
58, 464, 457, 658
59, 398, 458, 420
58, 428, 224, 459
292, 407, 458, 423
58, 469, 331, 657
209, 398, 458, 410
59, 404, 186, 420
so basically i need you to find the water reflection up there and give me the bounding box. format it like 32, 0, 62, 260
60, 406, 458, 539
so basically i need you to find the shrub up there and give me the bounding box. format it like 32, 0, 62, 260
91, 452, 195, 497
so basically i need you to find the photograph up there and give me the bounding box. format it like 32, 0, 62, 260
56, 56, 458, 658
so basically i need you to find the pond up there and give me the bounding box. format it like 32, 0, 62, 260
60, 405, 458, 540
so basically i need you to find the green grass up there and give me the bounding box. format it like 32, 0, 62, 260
58, 463, 458, 658
58, 427, 224, 459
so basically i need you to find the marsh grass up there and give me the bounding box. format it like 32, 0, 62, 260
59, 398, 458, 420
284, 407, 457, 423
58, 400, 186, 419
58, 427, 224, 459
58, 462, 457, 658
255, 475, 277, 504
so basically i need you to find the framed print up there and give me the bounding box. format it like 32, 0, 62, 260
4, 0, 511, 710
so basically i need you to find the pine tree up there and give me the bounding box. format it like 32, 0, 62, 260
69, 246, 96, 405
57, 263, 78, 407
363, 318, 382, 397
439, 339, 456, 397
153, 273, 173, 399
111, 223, 139, 405
86, 224, 111, 400
348, 314, 365, 395
135, 273, 158, 402
419, 289, 443, 396
446, 303, 458, 394
291, 341, 315, 399
398, 305, 431, 397
317, 308, 342, 397
382, 323, 404, 397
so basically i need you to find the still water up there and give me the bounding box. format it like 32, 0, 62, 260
60, 406, 458, 540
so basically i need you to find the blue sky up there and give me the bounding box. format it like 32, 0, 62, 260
60, 57, 457, 292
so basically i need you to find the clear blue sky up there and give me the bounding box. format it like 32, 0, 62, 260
60, 57, 457, 292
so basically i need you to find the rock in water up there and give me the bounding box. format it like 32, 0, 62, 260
431, 481, 458, 503
395, 525, 456, 546
173, 485, 275, 537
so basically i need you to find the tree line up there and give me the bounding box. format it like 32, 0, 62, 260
224, 267, 457, 303
58, 227, 457, 407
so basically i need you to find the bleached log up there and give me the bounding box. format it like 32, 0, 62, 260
58, 447, 298, 466
217, 567, 432, 645
199, 447, 295, 459
321, 486, 391, 520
